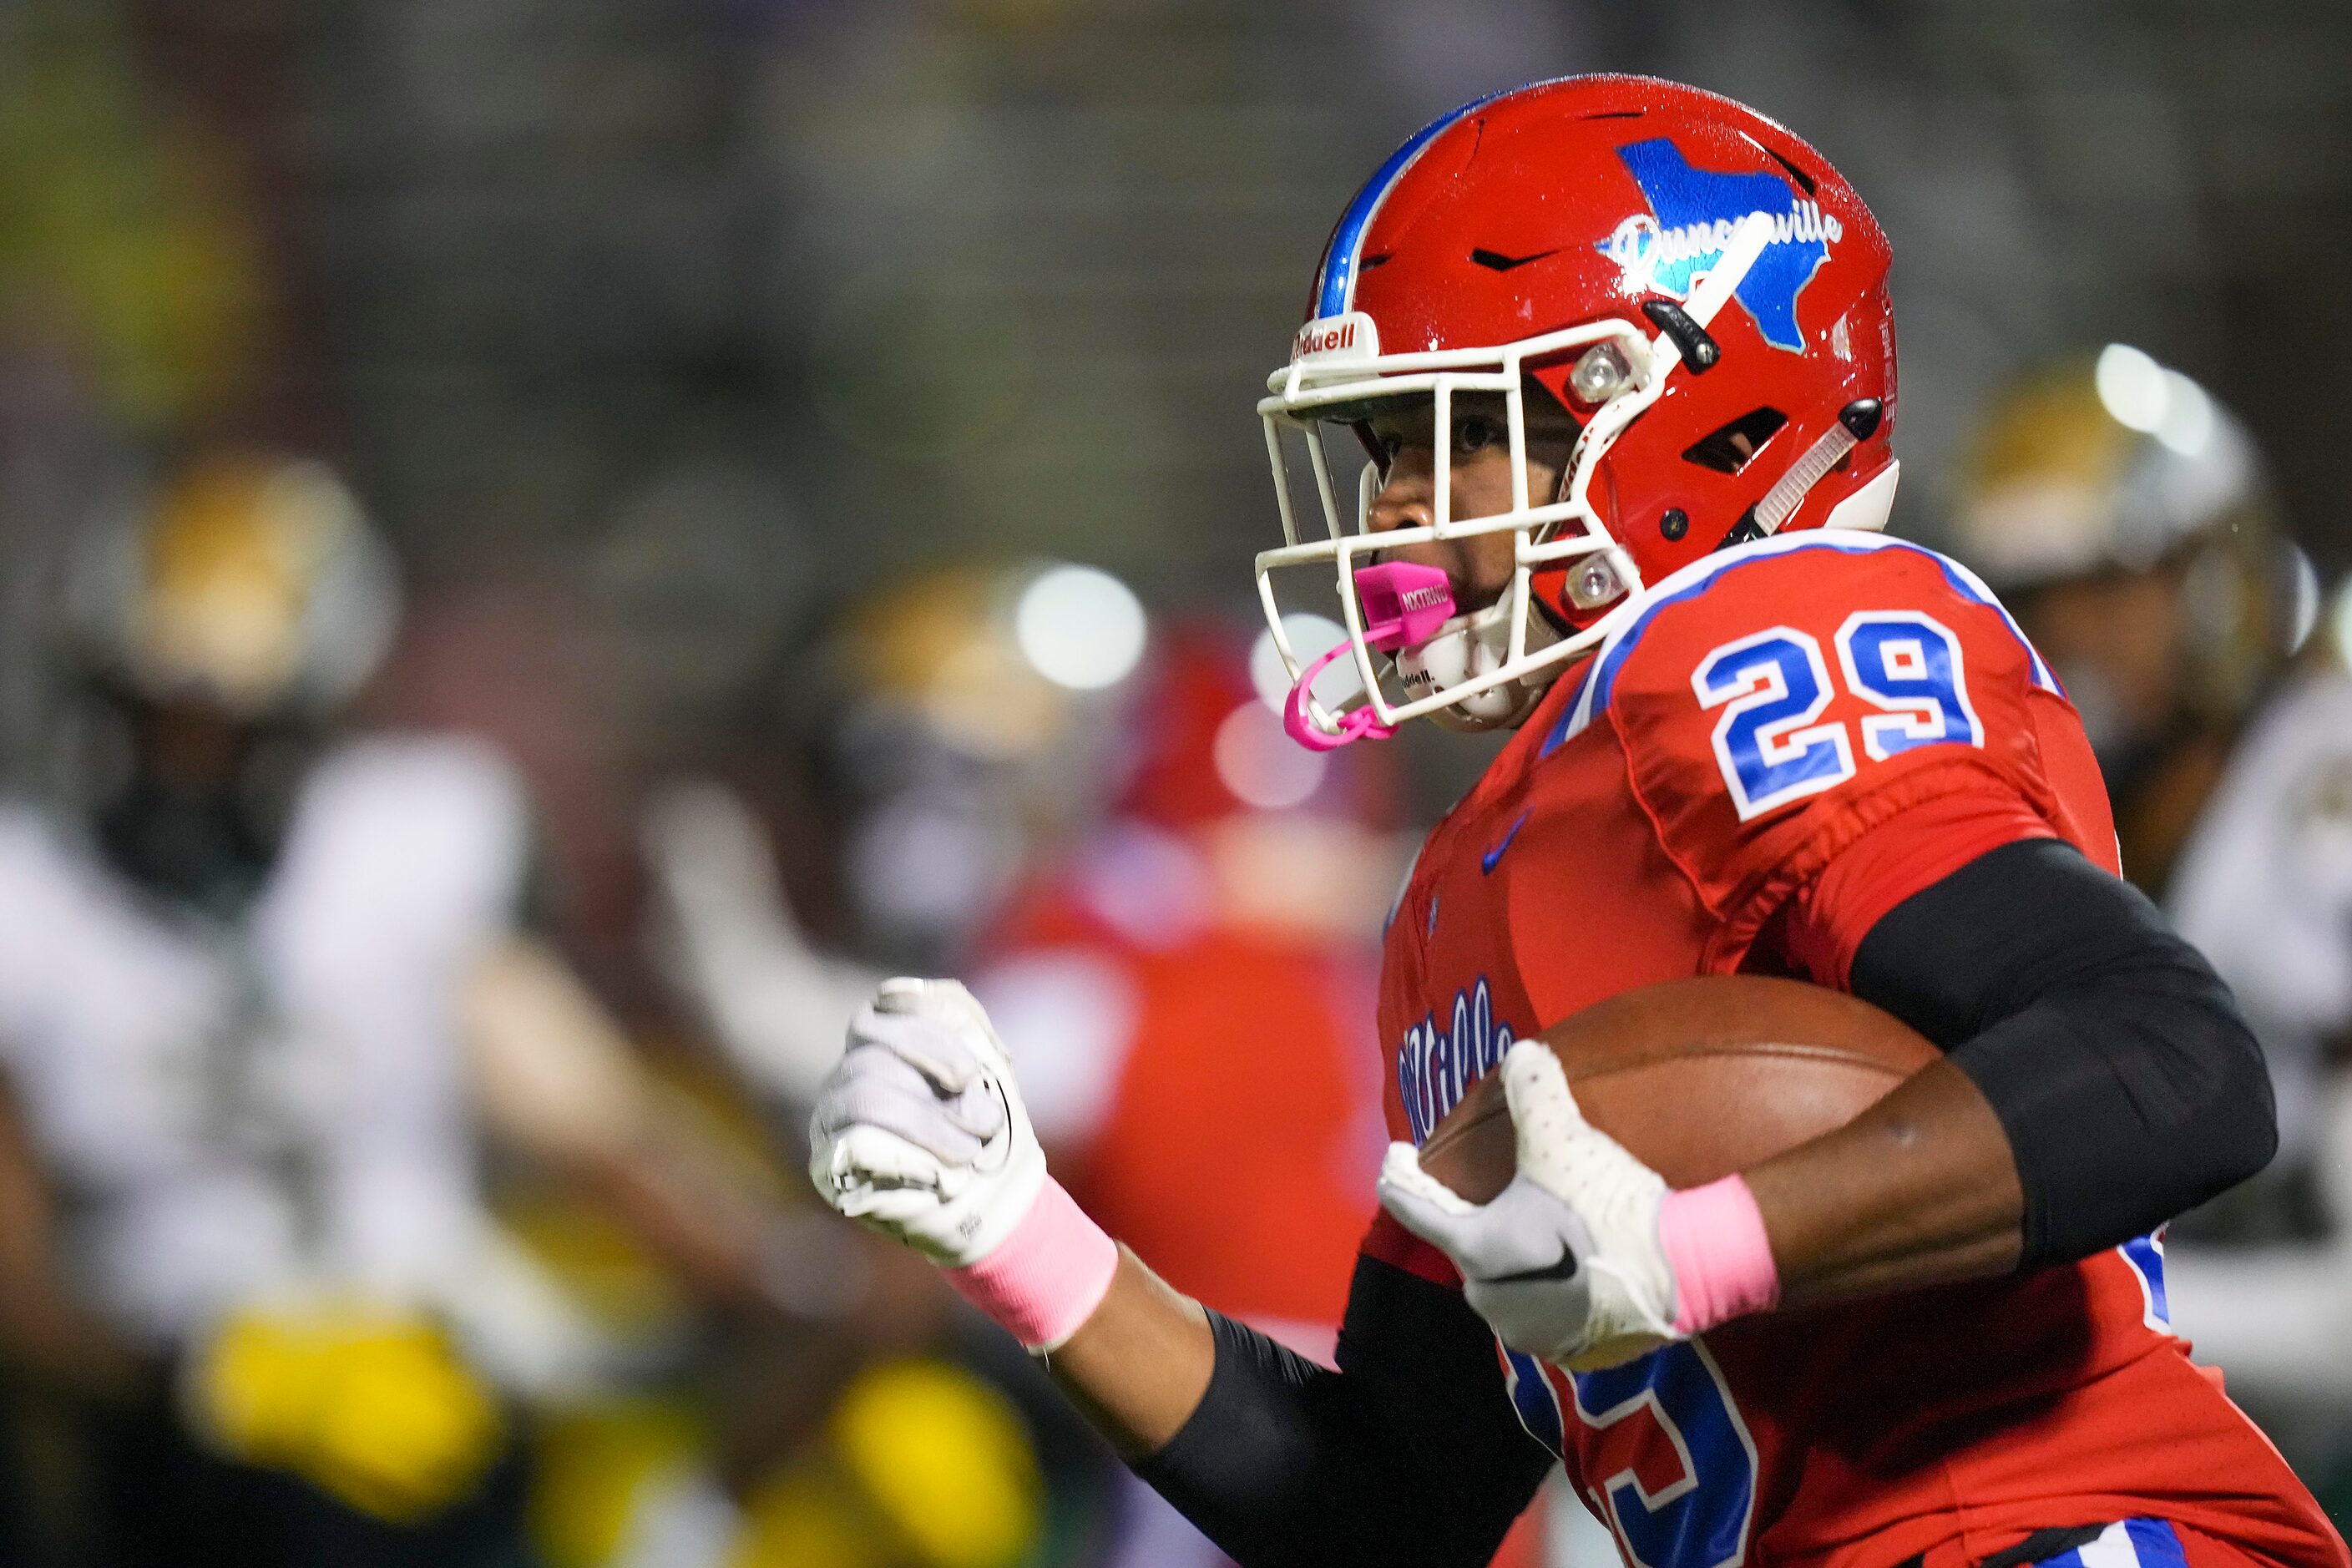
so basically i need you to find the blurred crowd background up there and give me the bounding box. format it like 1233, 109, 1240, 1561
0, 1, 2349, 1565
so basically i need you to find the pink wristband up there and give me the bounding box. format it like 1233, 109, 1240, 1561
944, 1177, 1120, 1352
1657, 1175, 1781, 1335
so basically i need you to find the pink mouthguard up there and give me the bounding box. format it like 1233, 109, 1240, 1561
1282, 564, 1456, 752
1357, 563, 1458, 650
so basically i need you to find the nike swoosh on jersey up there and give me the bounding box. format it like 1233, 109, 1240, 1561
1482, 812, 1531, 874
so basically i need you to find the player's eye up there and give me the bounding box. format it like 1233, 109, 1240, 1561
1455, 415, 1505, 453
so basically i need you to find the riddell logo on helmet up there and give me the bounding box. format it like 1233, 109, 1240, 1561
1298, 320, 1353, 355
1292, 311, 1380, 363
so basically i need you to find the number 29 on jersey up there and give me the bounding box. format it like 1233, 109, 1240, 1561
1692, 611, 1984, 821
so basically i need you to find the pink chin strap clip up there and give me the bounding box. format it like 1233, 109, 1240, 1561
1283, 563, 1456, 751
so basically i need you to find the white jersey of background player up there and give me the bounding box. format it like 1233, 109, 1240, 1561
2168, 646, 2352, 1176
0, 733, 525, 1344
2163, 623, 2352, 1415
0, 454, 615, 1388
1947, 355, 2352, 1418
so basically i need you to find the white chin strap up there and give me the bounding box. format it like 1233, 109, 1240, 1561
1394, 599, 1565, 731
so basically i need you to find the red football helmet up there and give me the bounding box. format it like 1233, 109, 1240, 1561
1257, 74, 1898, 741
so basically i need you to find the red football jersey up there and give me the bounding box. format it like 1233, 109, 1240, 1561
1366, 532, 2347, 1568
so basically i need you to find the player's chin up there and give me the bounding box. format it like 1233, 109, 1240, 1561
1452, 579, 1512, 618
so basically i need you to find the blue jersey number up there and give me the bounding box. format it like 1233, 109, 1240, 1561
1571, 1341, 1759, 1568
1691, 628, 1854, 822
1694, 612, 1983, 818
1835, 611, 1981, 760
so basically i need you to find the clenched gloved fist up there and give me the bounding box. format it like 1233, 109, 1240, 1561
1378, 1039, 1682, 1371
810, 978, 1046, 1267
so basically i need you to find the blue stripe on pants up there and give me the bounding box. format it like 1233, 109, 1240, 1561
2122, 1520, 2189, 1568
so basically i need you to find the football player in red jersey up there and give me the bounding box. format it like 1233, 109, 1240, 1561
806, 76, 2351, 1568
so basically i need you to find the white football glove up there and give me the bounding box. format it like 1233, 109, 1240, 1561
1378, 1039, 1681, 1371
809, 978, 1046, 1267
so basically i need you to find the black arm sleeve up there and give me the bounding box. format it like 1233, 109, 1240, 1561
1849, 836, 2276, 1267
1130, 1254, 1554, 1568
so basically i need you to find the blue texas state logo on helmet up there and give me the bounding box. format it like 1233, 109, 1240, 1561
1598, 139, 1842, 352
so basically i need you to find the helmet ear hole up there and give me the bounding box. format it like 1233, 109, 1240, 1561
1682, 408, 1789, 474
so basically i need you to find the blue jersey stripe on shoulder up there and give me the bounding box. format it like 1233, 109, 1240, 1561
1539, 660, 1598, 758
1553, 533, 2056, 747
1315, 89, 1516, 319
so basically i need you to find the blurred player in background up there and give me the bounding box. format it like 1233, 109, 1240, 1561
0, 449, 532, 1563
0, 450, 929, 1568
822, 561, 1146, 979
1945, 349, 2317, 898
646, 560, 1157, 1567
1946, 355, 2338, 1237
648, 560, 1146, 1105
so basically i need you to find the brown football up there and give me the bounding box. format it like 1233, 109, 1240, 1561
1417, 975, 1940, 1202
